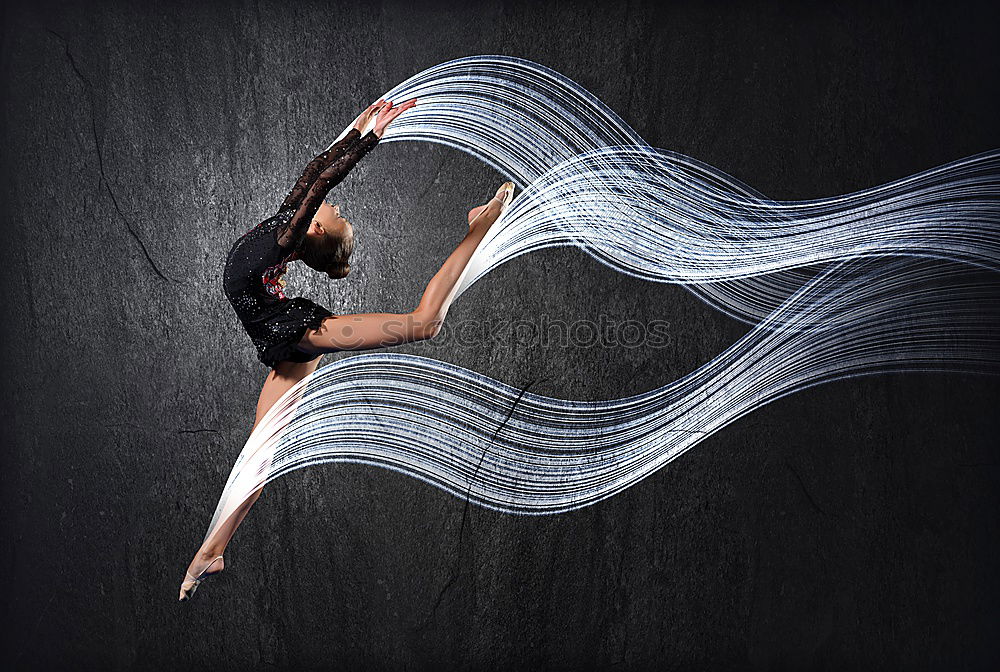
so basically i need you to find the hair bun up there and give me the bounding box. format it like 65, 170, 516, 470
326, 261, 351, 279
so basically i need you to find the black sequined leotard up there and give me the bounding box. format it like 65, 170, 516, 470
223, 128, 379, 367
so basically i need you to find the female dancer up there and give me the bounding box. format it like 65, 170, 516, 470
179, 99, 515, 600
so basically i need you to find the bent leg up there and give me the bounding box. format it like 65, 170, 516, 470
297, 191, 510, 357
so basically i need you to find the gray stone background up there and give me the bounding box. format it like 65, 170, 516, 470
2, 0, 998, 669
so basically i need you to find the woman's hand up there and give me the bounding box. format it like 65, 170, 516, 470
352, 99, 387, 134
373, 99, 417, 138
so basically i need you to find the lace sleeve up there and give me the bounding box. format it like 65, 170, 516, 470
276, 131, 380, 250
279, 129, 363, 212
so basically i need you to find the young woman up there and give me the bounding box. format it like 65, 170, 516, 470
179, 98, 515, 600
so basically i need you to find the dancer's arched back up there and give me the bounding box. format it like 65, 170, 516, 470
179, 99, 515, 600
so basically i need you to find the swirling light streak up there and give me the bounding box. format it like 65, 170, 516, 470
375, 56, 999, 324
201, 57, 998, 540
204, 258, 998, 533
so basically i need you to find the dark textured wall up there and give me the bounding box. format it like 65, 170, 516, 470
2, 1, 999, 670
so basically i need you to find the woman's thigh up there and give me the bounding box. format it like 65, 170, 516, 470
254, 356, 322, 426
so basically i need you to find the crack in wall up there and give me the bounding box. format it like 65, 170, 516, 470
47, 29, 174, 282
426, 377, 540, 621
784, 459, 831, 518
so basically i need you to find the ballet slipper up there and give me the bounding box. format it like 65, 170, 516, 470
468, 182, 516, 229
492, 181, 515, 214
178, 554, 225, 601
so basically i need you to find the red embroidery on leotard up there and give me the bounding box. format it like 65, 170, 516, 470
262, 262, 288, 300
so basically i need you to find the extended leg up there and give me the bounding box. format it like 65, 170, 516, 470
180, 357, 321, 599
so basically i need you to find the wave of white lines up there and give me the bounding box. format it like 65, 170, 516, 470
377, 56, 1000, 324
205, 258, 998, 529
202, 57, 999, 536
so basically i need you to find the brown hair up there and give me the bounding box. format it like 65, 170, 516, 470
296, 225, 355, 279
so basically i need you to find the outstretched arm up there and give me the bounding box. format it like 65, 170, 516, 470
276, 131, 381, 249
279, 130, 362, 212
278, 100, 388, 212
276, 98, 416, 251
297, 192, 507, 354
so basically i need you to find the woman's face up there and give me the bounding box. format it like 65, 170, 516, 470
309, 202, 354, 240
